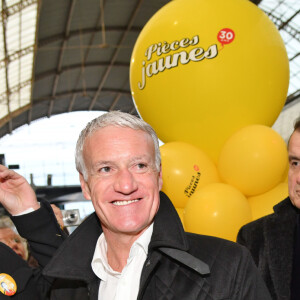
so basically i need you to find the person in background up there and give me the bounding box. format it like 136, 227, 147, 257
0, 205, 67, 299
0, 215, 51, 299
0, 111, 271, 299
0, 216, 29, 261
237, 117, 300, 300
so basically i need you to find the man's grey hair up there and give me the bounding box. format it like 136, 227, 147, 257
75, 111, 161, 180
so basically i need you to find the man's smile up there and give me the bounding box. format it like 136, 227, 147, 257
112, 199, 141, 206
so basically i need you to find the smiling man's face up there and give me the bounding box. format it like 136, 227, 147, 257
79, 126, 162, 239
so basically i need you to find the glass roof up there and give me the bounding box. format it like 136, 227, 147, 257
259, 0, 300, 100
0, 0, 38, 120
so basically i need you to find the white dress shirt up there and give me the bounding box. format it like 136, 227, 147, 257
91, 224, 153, 300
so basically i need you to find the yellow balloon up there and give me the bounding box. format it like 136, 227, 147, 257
248, 182, 288, 221
218, 125, 288, 197
161, 142, 220, 208
130, 0, 289, 162
184, 183, 252, 241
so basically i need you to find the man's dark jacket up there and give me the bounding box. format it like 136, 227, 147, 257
14, 192, 271, 300
237, 197, 298, 300
0, 242, 47, 300
3, 200, 67, 300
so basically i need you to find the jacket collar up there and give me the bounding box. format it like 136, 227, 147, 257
43, 211, 102, 281
150, 192, 189, 251
43, 192, 191, 281
273, 196, 299, 215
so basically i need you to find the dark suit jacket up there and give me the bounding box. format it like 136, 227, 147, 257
237, 197, 298, 300
0, 242, 45, 299
13, 192, 271, 299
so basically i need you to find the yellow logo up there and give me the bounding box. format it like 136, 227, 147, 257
0, 273, 17, 296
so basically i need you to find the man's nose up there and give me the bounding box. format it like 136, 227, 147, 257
114, 169, 138, 194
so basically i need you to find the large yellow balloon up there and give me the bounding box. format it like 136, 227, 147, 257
160, 142, 220, 208
184, 183, 252, 241
218, 125, 288, 197
248, 182, 288, 221
130, 0, 289, 162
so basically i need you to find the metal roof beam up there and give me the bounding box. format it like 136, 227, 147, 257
278, 9, 300, 30
0, 0, 37, 19
1, 0, 11, 118
28, 107, 32, 124
0, 79, 32, 103
129, 106, 137, 115
0, 45, 34, 70
33, 87, 130, 102
38, 26, 141, 47
68, 94, 77, 112
72, 0, 108, 100
47, 99, 54, 118
89, 0, 144, 110
290, 51, 300, 61
109, 93, 121, 111
35, 61, 129, 81
286, 88, 300, 105
266, 13, 300, 42
51, 0, 77, 103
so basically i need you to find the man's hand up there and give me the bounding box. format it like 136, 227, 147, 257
0, 164, 40, 215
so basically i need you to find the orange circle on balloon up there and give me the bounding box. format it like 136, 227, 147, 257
217, 28, 235, 46
130, 0, 289, 162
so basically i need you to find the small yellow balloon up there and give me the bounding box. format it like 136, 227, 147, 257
184, 183, 252, 241
161, 141, 220, 208
218, 125, 288, 197
130, 0, 289, 162
248, 182, 288, 221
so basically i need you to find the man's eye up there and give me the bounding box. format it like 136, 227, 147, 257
137, 163, 147, 169
100, 166, 111, 173
291, 161, 300, 167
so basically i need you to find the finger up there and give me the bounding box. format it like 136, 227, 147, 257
0, 168, 17, 182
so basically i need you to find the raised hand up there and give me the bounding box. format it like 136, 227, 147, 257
0, 165, 39, 215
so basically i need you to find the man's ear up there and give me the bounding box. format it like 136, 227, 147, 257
158, 165, 163, 191
79, 173, 91, 200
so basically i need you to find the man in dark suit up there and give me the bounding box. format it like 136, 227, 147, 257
237, 117, 300, 300
0, 111, 271, 299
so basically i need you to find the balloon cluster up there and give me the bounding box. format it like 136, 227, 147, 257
130, 0, 289, 241
160, 126, 288, 242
